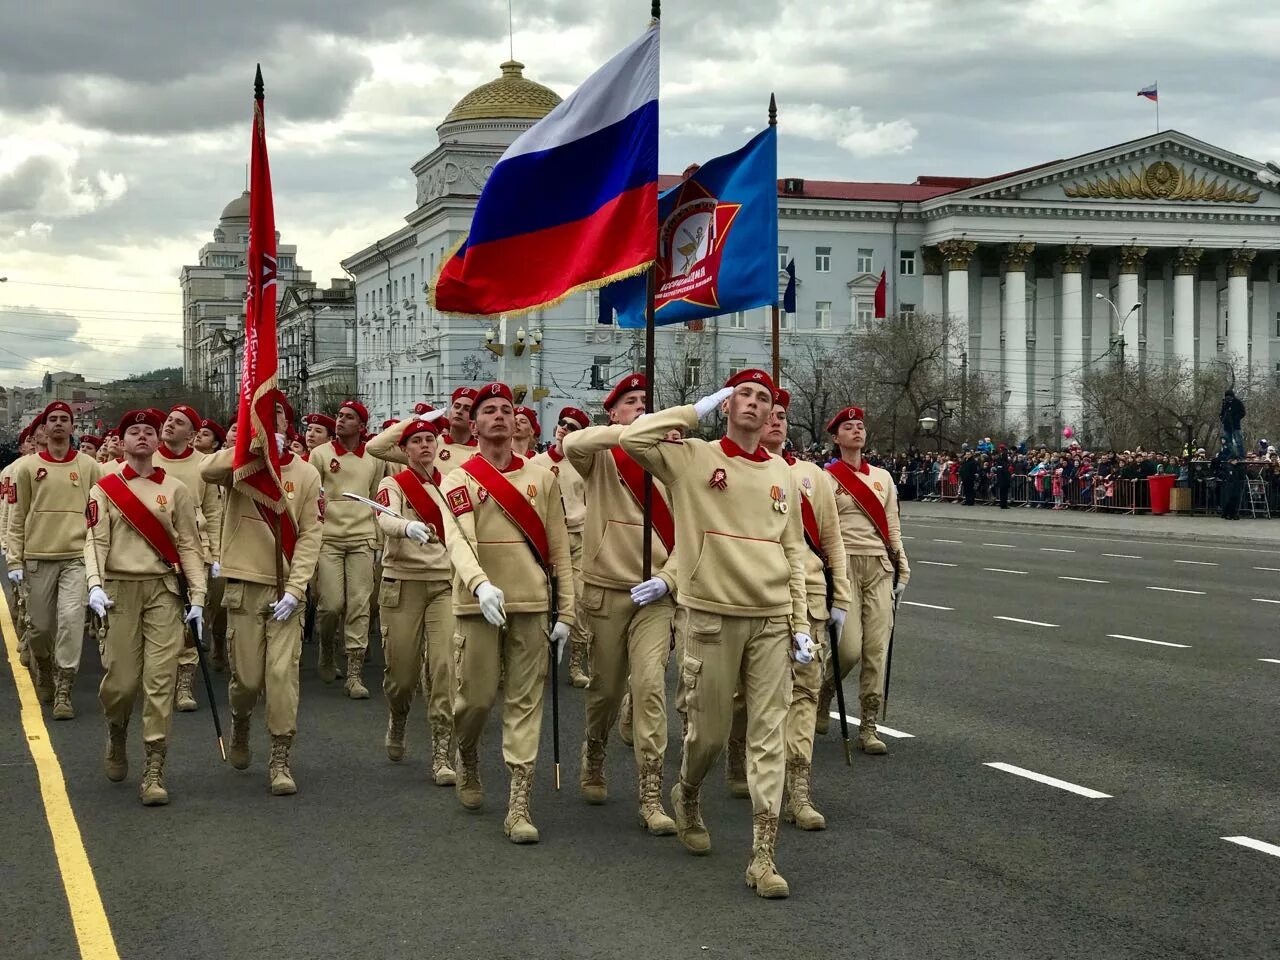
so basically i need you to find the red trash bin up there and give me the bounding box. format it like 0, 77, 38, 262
1148, 474, 1176, 514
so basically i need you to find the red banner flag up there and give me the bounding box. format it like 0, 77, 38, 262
873, 268, 887, 319
232, 64, 285, 510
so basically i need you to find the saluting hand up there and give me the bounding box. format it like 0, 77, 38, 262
693, 386, 735, 420
416, 409, 448, 423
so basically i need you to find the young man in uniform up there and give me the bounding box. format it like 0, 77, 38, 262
155, 404, 223, 712
817, 406, 910, 754
512, 405, 540, 459
201, 397, 324, 795
562, 375, 678, 835
529, 405, 590, 687
620, 369, 809, 899
85, 409, 206, 805
2, 426, 34, 669
436, 386, 478, 466
6, 401, 102, 716
309, 399, 382, 697
441, 382, 574, 844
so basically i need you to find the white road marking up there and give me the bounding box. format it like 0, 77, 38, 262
1257, 659, 1280, 665
982, 543, 1017, 548
919, 560, 957, 567
1040, 548, 1076, 553
901, 536, 914, 540
1222, 836, 1280, 859
1174, 560, 1217, 566
994, 615, 1058, 627
984, 568, 1028, 575
933, 538, 963, 544
1146, 586, 1206, 595
1103, 553, 1142, 559
1253, 567, 1280, 572
1252, 598, 1280, 605
1060, 576, 1109, 584
827, 712, 914, 738
1107, 633, 1190, 649
984, 762, 1110, 799
902, 600, 953, 611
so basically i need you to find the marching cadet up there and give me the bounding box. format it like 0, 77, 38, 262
193, 418, 225, 455
436, 386, 479, 464
817, 406, 909, 754
440, 382, 574, 844
78, 436, 102, 460
2, 425, 35, 669
309, 400, 381, 697
302, 413, 335, 460
201, 395, 324, 795
512, 405, 540, 459
99, 430, 122, 463
620, 369, 809, 899
365, 413, 457, 783
529, 405, 590, 687
85, 409, 206, 805
155, 404, 223, 711
6, 401, 102, 716
194, 418, 229, 669
562, 375, 678, 835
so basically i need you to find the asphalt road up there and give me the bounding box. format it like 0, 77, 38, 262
2, 518, 1278, 960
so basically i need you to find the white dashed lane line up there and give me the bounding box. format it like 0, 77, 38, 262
1103, 553, 1142, 559
994, 615, 1058, 628
1107, 633, 1190, 649
1222, 836, 1280, 859
827, 712, 915, 739
901, 600, 953, 611
1060, 576, 1109, 584
1259, 659, 1280, 665
1252, 598, 1280, 605
984, 762, 1111, 799
1147, 586, 1206, 595
933, 539, 963, 544
984, 568, 1027, 575
1040, 548, 1076, 553
982, 543, 1017, 548
918, 560, 956, 567
1174, 560, 1218, 566
1253, 567, 1280, 572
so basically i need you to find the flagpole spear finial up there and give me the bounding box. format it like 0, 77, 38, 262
768, 92, 777, 127
651, 0, 660, 21
254, 63, 264, 101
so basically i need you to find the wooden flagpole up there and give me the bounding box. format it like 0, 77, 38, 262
640, 0, 660, 583
769, 93, 780, 384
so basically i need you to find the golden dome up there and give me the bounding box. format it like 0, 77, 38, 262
443, 60, 562, 125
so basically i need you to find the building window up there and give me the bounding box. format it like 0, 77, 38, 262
815, 301, 832, 330
778, 246, 789, 271
815, 247, 831, 273
727, 357, 748, 379
590, 355, 610, 390
685, 357, 702, 388
900, 250, 916, 275
900, 303, 917, 320
855, 300, 874, 330
778, 310, 790, 331
1275, 311, 1280, 337
728, 311, 746, 329
857, 248, 874, 274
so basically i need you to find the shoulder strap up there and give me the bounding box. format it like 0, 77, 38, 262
393, 470, 446, 545
609, 447, 675, 554
799, 491, 824, 561
97, 473, 181, 569
254, 501, 297, 563
461, 456, 550, 569
827, 460, 892, 550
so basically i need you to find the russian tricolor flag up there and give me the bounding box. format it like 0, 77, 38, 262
1137, 83, 1158, 102
431, 24, 659, 318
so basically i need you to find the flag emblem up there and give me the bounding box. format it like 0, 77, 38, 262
86, 500, 98, 528
329, 458, 340, 474
375, 488, 391, 507
709, 468, 727, 490
477, 488, 489, 504
35, 468, 47, 482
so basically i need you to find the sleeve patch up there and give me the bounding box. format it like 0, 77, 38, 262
447, 486, 473, 516
375, 487, 391, 508
86, 499, 99, 528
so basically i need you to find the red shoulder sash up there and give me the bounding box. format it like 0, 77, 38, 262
461, 456, 550, 569
254, 501, 297, 563
609, 447, 674, 555
393, 469, 446, 545
826, 460, 891, 550
799, 492, 824, 561
97, 473, 181, 569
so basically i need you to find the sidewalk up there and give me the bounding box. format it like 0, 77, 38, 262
901, 499, 1280, 546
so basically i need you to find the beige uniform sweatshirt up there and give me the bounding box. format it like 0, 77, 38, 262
155, 444, 223, 565
528, 445, 585, 533
7, 449, 103, 564
308, 439, 381, 545
376, 468, 452, 582
619, 406, 808, 632
201, 449, 324, 600
84, 465, 208, 606
787, 455, 852, 612
441, 454, 575, 624
826, 459, 911, 585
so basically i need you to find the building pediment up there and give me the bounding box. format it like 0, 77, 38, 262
414, 147, 505, 207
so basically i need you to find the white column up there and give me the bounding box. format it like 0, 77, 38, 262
1251, 276, 1272, 374
1172, 246, 1202, 367
1001, 242, 1034, 433
1116, 244, 1145, 369
1227, 248, 1254, 366
1059, 243, 1089, 432
939, 239, 977, 369
922, 247, 943, 318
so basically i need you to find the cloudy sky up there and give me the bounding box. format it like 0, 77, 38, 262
2, 0, 1279, 387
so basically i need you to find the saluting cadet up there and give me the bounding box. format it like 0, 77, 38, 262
620, 369, 809, 899
512, 405, 540, 459
201, 397, 324, 796
194, 418, 229, 669
6, 401, 102, 716
562, 375, 677, 835
818, 406, 910, 754
85, 409, 207, 805
155, 404, 223, 712
529, 405, 590, 688
440, 382, 574, 844
437, 386, 479, 465
308, 400, 382, 697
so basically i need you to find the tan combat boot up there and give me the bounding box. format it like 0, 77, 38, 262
34, 656, 55, 704
568, 641, 589, 688
504, 768, 539, 844
140, 739, 169, 806
618, 690, 634, 746
174, 663, 198, 712
782, 757, 826, 831
725, 737, 750, 799
227, 714, 252, 770
579, 738, 607, 805
637, 758, 676, 836
385, 708, 408, 762
455, 746, 483, 810
859, 693, 887, 755
317, 636, 338, 684
104, 722, 128, 782
814, 678, 834, 735
269, 734, 297, 795
671, 780, 711, 854
430, 721, 456, 786
745, 813, 790, 899
51, 668, 76, 720
344, 651, 369, 699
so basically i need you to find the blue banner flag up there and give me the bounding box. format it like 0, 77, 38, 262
601, 126, 778, 329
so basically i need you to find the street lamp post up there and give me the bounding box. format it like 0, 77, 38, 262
1094, 293, 1142, 373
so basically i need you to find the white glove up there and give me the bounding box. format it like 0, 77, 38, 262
184, 605, 204, 641
630, 577, 669, 606
210, 561, 221, 579
550, 621, 570, 663
416, 409, 448, 423
404, 520, 434, 544
271, 593, 299, 621
274, 433, 287, 455
693, 386, 735, 419
892, 581, 907, 601
88, 586, 114, 618
476, 581, 506, 627
8, 568, 22, 586
792, 632, 816, 664
829, 607, 847, 634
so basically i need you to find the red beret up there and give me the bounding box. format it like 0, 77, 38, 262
339, 400, 368, 424
452, 386, 479, 403
514, 405, 540, 435
29, 411, 46, 429
773, 388, 791, 410
398, 419, 440, 446
474, 382, 514, 409
724, 368, 776, 394
43, 401, 73, 419
603, 373, 646, 410
413, 402, 434, 415
169, 404, 201, 429
304, 413, 335, 436
382, 419, 400, 430
119, 409, 165, 434
559, 406, 590, 429
18, 426, 29, 444
79, 436, 102, 449
200, 419, 227, 444
269, 391, 296, 429
825, 406, 866, 434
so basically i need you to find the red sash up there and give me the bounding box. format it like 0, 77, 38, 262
609, 447, 675, 555
97, 473, 181, 569
799, 493, 824, 561
827, 460, 892, 553
393, 469, 446, 545
254, 502, 297, 564
461, 456, 550, 569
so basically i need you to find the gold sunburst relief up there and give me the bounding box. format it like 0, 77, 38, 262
1062, 160, 1260, 203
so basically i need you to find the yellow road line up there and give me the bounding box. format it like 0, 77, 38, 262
0, 587, 120, 960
